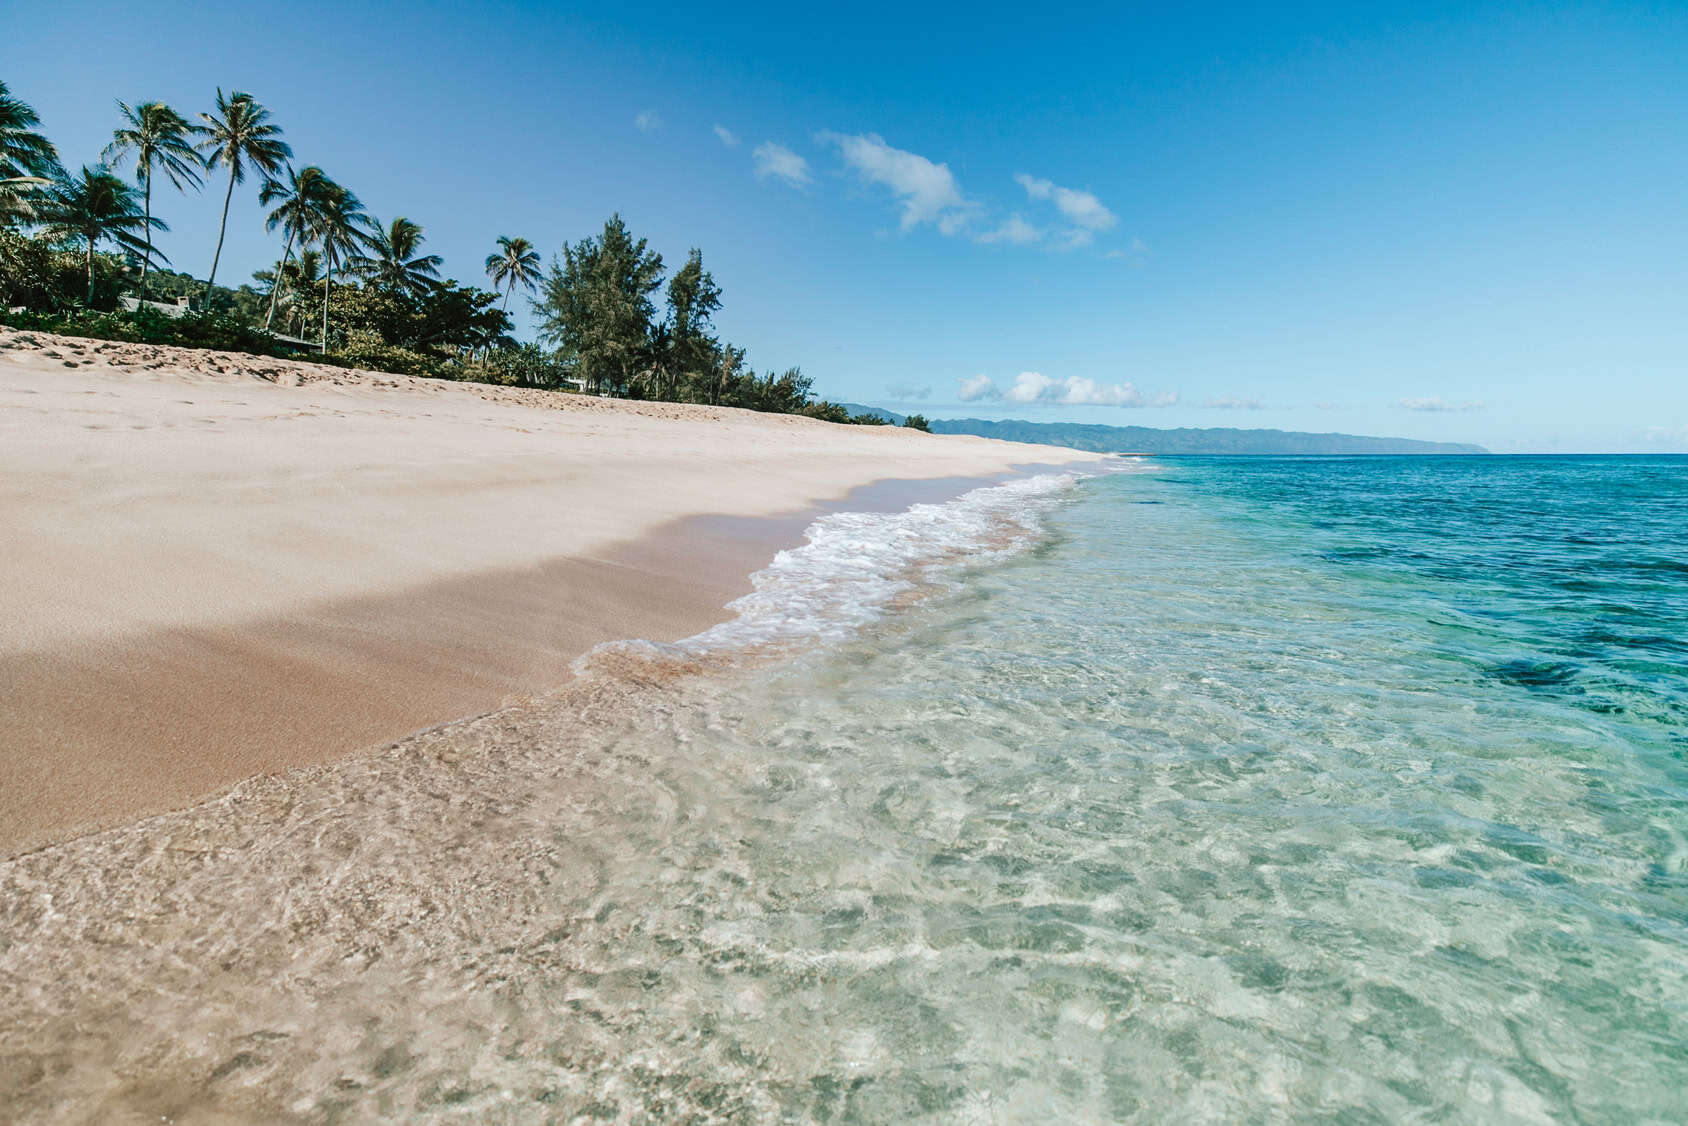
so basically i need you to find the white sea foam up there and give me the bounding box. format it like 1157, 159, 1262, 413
573, 472, 1088, 675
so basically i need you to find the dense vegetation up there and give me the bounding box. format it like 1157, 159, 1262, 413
0, 79, 902, 426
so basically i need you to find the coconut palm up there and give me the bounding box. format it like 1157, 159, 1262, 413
350, 216, 442, 298
0, 80, 63, 226
305, 180, 371, 351
102, 101, 203, 303
37, 166, 166, 306
484, 235, 542, 311
196, 89, 291, 308
275, 247, 322, 337
257, 164, 328, 329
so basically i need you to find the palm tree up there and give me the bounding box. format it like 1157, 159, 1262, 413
102, 101, 203, 303
484, 235, 542, 311
276, 247, 322, 337
196, 89, 291, 308
350, 216, 442, 298
257, 164, 328, 329
37, 166, 165, 306
305, 180, 371, 351
0, 80, 63, 226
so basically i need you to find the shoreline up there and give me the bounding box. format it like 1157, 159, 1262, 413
1, 466, 1086, 858
0, 329, 1097, 856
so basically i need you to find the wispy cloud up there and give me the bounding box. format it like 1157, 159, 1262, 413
1313, 401, 1340, 410
1640, 424, 1688, 447
1016, 173, 1117, 250
1202, 396, 1266, 410
887, 382, 932, 401
1104, 237, 1149, 261
713, 124, 739, 147
634, 109, 662, 133
1399, 396, 1485, 412
753, 142, 811, 188
975, 214, 1041, 245
819, 132, 972, 233
959, 372, 1176, 407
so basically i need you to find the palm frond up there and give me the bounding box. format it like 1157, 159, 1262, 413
349, 214, 443, 297
0, 80, 63, 224
486, 235, 544, 299
197, 89, 292, 184
103, 100, 205, 192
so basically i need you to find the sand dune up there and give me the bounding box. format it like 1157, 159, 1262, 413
0, 329, 1091, 854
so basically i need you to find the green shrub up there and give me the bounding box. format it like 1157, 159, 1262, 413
171, 309, 279, 352
903, 413, 931, 433
0, 304, 285, 356
326, 327, 448, 377
476, 342, 575, 388
0, 230, 71, 311
799, 399, 854, 424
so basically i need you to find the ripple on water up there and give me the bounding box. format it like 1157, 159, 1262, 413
2, 457, 1685, 1123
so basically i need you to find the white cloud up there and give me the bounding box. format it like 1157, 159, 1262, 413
961, 372, 1176, 407
1015, 173, 1117, 232
713, 124, 739, 147
819, 131, 972, 233
634, 110, 662, 132
1202, 396, 1266, 410
753, 142, 811, 188
1313, 401, 1340, 410
1399, 396, 1485, 412
887, 382, 932, 401
975, 215, 1041, 245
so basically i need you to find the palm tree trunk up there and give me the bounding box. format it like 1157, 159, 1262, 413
139, 176, 152, 305
264, 232, 295, 330
320, 266, 331, 354
204, 169, 236, 310
85, 239, 95, 307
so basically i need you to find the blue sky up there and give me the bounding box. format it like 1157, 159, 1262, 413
7, 1, 1686, 451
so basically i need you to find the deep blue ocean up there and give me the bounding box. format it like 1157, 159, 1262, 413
5, 455, 1685, 1122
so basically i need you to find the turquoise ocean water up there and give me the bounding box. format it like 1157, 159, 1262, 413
607, 454, 1687, 1122
3, 455, 1685, 1123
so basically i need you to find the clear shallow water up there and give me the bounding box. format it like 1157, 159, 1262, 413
3, 456, 1686, 1123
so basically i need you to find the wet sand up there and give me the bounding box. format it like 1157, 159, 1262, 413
0, 329, 1091, 855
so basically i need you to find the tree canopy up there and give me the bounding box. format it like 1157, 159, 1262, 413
0, 79, 887, 428
535, 214, 664, 395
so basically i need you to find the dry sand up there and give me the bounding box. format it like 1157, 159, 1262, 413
0, 329, 1093, 855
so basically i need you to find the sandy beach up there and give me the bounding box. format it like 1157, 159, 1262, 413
0, 329, 1091, 857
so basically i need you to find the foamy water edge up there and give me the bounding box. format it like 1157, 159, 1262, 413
573, 465, 1143, 678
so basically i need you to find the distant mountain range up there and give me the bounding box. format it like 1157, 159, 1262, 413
839, 406, 1489, 455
